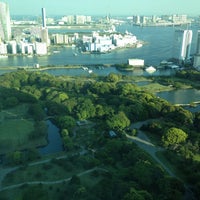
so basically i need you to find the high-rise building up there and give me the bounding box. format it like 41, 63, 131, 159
42, 8, 46, 28
0, 2, 11, 41
173, 29, 193, 63
193, 31, 200, 69
41, 8, 49, 46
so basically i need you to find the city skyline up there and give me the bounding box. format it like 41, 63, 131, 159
2, 0, 200, 16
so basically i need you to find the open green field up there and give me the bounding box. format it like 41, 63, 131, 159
0, 119, 34, 153
0, 104, 46, 154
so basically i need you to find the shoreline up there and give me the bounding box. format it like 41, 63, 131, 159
0, 64, 113, 72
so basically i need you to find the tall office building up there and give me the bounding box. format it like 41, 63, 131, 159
42, 8, 46, 28
41, 7, 49, 46
173, 29, 193, 63
0, 2, 11, 41
193, 31, 200, 70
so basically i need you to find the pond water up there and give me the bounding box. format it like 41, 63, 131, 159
156, 89, 200, 104
38, 120, 64, 155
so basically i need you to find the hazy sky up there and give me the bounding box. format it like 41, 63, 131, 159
3, 0, 200, 16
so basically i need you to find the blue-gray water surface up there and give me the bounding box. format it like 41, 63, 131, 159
38, 120, 63, 155
0, 23, 199, 68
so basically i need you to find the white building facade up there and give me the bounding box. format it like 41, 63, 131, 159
193, 30, 200, 70
173, 29, 193, 63
0, 2, 11, 41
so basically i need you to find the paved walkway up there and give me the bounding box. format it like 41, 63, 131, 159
128, 120, 175, 177
0, 167, 107, 192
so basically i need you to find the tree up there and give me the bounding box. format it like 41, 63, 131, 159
22, 186, 48, 200
162, 127, 188, 149
123, 188, 152, 200
106, 111, 130, 131
28, 103, 45, 121
119, 83, 139, 96
76, 98, 96, 120
106, 73, 121, 82
57, 115, 76, 130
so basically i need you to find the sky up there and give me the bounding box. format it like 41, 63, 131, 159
3, 0, 200, 16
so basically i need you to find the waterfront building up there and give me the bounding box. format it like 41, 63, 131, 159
128, 59, 144, 67
0, 1, 11, 41
172, 14, 188, 24
133, 15, 140, 25
41, 8, 50, 46
0, 42, 7, 54
75, 15, 86, 24
82, 35, 93, 43
7, 41, 17, 54
193, 30, 200, 70
18, 41, 34, 54
35, 42, 47, 55
173, 29, 193, 63
141, 16, 148, 25
52, 34, 69, 44
113, 33, 137, 47
66, 15, 75, 24
41, 28, 49, 45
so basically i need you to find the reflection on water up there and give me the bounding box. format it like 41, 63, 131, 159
38, 120, 64, 155
42, 67, 175, 77
156, 89, 200, 104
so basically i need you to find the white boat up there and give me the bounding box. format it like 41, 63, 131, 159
145, 66, 156, 73
88, 70, 93, 73
82, 67, 88, 70
136, 43, 143, 48
53, 50, 60, 54
73, 52, 78, 56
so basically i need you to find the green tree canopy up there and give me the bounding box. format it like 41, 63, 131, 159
106, 111, 130, 131
162, 127, 188, 148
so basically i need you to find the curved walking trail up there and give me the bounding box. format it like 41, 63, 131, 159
0, 150, 87, 192
128, 120, 176, 177
128, 120, 196, 200
0, 167, 106, 192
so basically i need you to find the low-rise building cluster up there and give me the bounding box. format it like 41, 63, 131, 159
82, 31, 139, 53
133, 14, 191, 26
0, 40, 47, 55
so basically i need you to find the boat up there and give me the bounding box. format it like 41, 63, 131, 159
82, 67, 88, 70
88, 70, 93, 73
145, 66, 156, 73
136, 43, 143, 48
53, 50, 60, 54
73, 52, 78, 56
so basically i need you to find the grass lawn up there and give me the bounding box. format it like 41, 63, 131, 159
0, 104, 46, 154
0, 119, 34, 153
140, 82, 173, 93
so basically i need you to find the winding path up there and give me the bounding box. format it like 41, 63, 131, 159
0, 151, 87, 191
128, 120, 176, 177
0, 167, 107, 192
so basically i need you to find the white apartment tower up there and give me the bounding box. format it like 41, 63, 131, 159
0, 2, 11, 41
173, 29, 193, 63
193, 31, 200, 70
